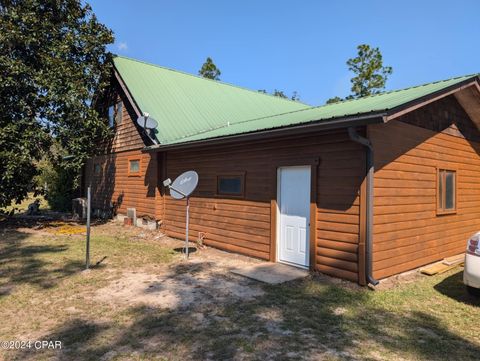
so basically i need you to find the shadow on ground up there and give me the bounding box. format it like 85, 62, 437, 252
0, 228, 83, 293
12, 271, 480, 361
434, 270, 480, 307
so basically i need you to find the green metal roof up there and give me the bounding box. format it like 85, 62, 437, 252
113, 56, 310, 144
113, 56, 477, 146
175, 74, 477, 144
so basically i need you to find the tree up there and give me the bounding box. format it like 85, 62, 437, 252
326, 96, 343, 104
0, 0, 114, 210
347, 44, 392, 98
198, 57, 221, 80
272, 89, 300, 101
290, 91, 300, 102
326, 44, 392, 103
273, 89, 288, 99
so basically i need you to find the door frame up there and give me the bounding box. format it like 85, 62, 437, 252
270, 158, 319, 270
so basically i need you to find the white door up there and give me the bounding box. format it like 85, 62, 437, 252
277, 166, 311, 267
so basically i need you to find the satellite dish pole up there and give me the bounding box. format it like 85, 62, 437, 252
163, 171, 199, 258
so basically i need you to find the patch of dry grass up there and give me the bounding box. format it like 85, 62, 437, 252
0, 221, 479, 360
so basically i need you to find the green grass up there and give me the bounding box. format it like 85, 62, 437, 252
0, 223, 479, 360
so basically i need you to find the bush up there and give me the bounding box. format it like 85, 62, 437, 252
36, 158, 75, 212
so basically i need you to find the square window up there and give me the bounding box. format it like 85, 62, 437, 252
94, 163, 101, 174
437, 169, 456, 214
217, 174, 245, 196
128, 159, 141, 176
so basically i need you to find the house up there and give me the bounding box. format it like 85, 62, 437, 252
85, 55, 480, 285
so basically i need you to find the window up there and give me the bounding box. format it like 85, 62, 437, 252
115, 101, 123, 125
108, 101, 123, 127
94, 163, 102, 175
128, 158, 141, 176
108, 105, 115, 127
217, 174, 245, 196
437, 169, 456, 214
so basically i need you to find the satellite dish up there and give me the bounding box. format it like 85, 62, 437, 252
168, 171, 198, 199
163, 170, 199, 259
136, 112, 159, 145
136, 114, 158, 129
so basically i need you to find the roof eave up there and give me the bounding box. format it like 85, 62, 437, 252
384, 76, 480, 122
143, 112, 386, 152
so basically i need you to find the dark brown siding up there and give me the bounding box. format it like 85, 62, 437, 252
370, 96, 480, 279
85, 149, 158, 218
110, 82, 145, 153
84, 79, 158, 218
163, 130, 364, 281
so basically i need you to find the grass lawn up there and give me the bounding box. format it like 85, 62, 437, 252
0, 220, 479, 360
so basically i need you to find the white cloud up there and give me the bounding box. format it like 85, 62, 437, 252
117, 42, 128, 51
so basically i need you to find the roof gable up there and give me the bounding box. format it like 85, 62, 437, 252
113, 56, 310, 144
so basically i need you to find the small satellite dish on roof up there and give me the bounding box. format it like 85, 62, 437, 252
136, 112, 158, 129
136, 112, 159, 144
163, 171, 199, 258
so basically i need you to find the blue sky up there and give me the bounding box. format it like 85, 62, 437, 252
89, 0, 480, 106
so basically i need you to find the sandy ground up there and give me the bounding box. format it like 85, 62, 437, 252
94, 260, 265, 309
93, 221, 267, 310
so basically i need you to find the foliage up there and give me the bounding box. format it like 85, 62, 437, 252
326, 44, 392, 103
273, 89, 288, 98
0, 0, 114, 210
326, 96, 343, 104
198, 57, 221, 80
347, 44, 393, 98
290, 91, 300, 102
259, 89, 301, 101
45, 166, 76, 212
35, 151, 75, 212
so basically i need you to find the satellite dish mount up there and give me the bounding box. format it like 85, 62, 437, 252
163, 170, 199, 258
136, 112, 159, 145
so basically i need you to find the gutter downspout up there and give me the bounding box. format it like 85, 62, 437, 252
348, 127, 379, 286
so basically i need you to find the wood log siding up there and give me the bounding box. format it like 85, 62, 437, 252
109, 84, 145, 153
84, 77, 160, 219
370, 96, 480, 279
162, 130, 365, 281
85, 149, 158, 219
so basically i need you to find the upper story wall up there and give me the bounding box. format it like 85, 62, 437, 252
96, 76, 147, 155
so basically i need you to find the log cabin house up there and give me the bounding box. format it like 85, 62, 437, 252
85, 55, 480, 285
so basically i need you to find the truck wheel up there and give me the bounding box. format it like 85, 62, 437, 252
467, 286, 480, 297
